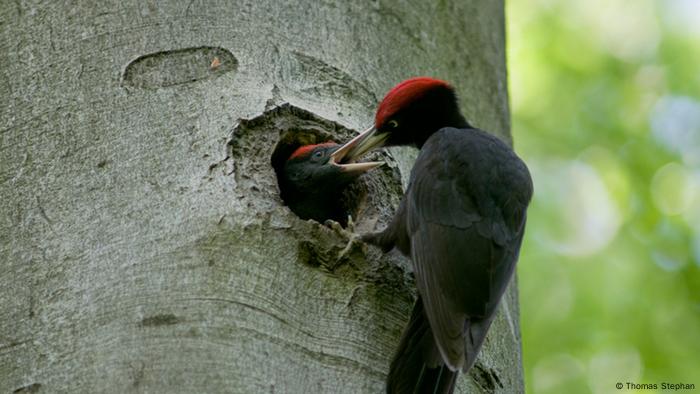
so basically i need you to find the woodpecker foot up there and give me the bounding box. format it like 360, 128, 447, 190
324, 218, 364, 262
361, 231, 395, 252
324, 218, 356, 237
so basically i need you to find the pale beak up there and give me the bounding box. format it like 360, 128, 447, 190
329, 126, 385, 174
330, 126, 390, 164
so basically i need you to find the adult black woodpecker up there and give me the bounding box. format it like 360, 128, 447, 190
336, 77, 533, 392
278, 142, 382, 225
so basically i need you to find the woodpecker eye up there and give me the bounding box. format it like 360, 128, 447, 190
312, 150, 324, 159
387, 119, 399, 129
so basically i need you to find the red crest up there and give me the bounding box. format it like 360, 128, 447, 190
288, 141, 336, 160
375, 77, 451, 128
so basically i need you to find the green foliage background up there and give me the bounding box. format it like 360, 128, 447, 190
507, 0, 700, 392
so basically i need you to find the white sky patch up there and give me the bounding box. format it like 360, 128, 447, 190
661, 0, 700, 37
651, 95, 700, 167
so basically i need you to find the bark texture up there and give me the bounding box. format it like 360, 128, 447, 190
0, 1, 522, 392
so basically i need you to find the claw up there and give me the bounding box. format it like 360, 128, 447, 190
324, 218, 364, 262
337, 232, 361, 261
346, 215, 356, 233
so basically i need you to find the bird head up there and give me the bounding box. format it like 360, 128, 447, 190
282, 142, 383, 192
334, 77, 469, 161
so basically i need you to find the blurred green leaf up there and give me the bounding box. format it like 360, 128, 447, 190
507, 0, 700, 392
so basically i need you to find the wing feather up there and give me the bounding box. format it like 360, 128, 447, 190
404, 127, 532, 370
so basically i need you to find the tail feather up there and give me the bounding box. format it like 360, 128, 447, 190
387, 298, 458, 394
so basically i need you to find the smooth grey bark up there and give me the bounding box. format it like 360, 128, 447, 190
0, 1, 522, 393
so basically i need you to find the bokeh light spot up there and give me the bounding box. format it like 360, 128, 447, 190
534, 160, 621, 256
650, 162, 697, 215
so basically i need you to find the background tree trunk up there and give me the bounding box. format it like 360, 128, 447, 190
1, 1, 522, 393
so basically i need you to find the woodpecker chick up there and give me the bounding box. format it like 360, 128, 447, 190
279, 142, 382, 225
337, 77, 533, 393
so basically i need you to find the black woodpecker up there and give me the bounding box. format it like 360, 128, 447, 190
278, 142, 382, 224
336, 77, 533, 393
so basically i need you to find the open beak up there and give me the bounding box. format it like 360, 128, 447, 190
329, 126, 386, 174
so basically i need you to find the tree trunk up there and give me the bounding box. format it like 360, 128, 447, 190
0, 1, 522, 393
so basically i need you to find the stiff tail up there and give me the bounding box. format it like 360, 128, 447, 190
387, 298, 458, 394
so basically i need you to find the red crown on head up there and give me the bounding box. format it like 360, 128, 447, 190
375, 77, 451, 128
288, 141, 336, 160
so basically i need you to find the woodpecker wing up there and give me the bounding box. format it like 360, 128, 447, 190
406, 127, 532, 371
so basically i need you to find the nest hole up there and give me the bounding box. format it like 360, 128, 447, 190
271, 129, 368, 227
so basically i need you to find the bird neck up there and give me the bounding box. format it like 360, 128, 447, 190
414, 111, 470, 148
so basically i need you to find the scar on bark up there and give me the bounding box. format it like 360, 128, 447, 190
122, 46, 237, 89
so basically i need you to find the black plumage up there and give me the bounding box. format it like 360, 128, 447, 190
339, 77, 533, 392
278, 142, 382, 224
